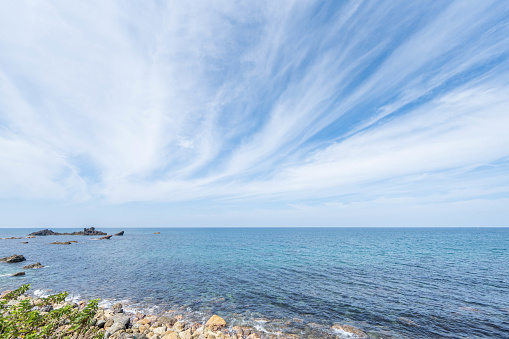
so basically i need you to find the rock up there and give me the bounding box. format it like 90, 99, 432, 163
114, 231, 125, 236
21, 241, 29, 244
118, 333, 135, 339
97, 320, 107, 328
0, 254, 26, 263
112, 302, 124, 313
157, 316, 176, 327
154, 232, 161, 234
70, 240, 78, 243
23, 262, 44, 269
105, 313, 131, 337
29, 227, 107, 236
172, 322, 184, 332
247, 334, 261, 339
205, 315, 226, 331
51, 241, 72, 245
26, 236, 36, 238
105, 318, 115, 328
179, 329, 192, 339
162, 333, 179, 339
332, 324, 368, 338
11, 271, 25, 276
4, 237, 22, 239
153, 326, 167, 334
40, 305, 53, 312
98, 235, 113, 240
28, 229, 61, 236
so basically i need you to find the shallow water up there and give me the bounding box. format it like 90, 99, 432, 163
1, 227, 508, 338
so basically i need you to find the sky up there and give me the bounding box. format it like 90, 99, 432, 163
0, 0, 508, 227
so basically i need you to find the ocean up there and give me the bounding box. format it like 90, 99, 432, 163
1, 227, 508, 338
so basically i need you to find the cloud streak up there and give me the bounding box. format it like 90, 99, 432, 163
0, 0, 508, 226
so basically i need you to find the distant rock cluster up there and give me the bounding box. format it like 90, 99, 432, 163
29, 227, 107, 236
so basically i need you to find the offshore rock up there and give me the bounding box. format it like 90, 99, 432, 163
23, 262, 44, 269
0, 254, 26, 263
12, 271, 25, 276
114, 231, 124, 236
205, 315, 226, 331
51, 241, 72, 245
98, 235, 113, 240
29, 227, 107, 236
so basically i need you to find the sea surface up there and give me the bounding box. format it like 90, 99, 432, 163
1, 227, 508, 338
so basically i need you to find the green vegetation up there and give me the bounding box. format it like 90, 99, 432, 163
0, 284, 102, 339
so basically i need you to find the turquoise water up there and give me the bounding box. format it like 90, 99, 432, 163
1, 227, 508, 338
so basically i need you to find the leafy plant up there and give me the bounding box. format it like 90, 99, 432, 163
0, 284, 103, 338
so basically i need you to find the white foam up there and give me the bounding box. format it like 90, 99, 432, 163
33, 289, 53, 298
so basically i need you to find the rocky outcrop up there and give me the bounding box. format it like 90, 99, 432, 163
23, 262, 44, 269
205, 315, 226, 331
0, 254, 26, 263
3, 237, 22, 239
11, 271, 25, 276
114, 231, 124, 236
29, 227, 107, 236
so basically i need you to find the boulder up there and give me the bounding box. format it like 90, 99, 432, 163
104, 313, 130, 337
0, 254, 26, 263
98, 235, 113, 240
112, 302, 123, 313
157, 316, 176, 327
332, 324, 368, 338
23, 262, 44, 269
205, 315, 226, 331
96, 320, 106, 328
114, 231, 125, 236
11, 271, 25, 276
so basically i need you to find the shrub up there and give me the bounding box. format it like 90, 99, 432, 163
0, 284, 103, 338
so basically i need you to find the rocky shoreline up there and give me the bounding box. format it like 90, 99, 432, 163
0, 287, 369, 339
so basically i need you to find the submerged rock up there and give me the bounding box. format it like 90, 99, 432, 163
114, 231, 124, 236
154, 232, 161, 234
51, 241, 72, 245
205, 315, 226, 331
0, 254, 26, 263
98, 235, 112, 240
11, 271, 25, 276
23, 262, 44, 269
332, 324, 368, 338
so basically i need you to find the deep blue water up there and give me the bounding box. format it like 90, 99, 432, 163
1, 228, 508, 338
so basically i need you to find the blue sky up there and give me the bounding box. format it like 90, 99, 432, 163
0, 0, 508, 227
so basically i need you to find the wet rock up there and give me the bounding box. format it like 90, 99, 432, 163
332, 324, 368, 338
112, 302, 124, 313
98, 235, 113, 240
4, 237, 22, 239
23, 262, 44, 269
0, 254, 26, 263
11, 271, 25, 276
21, 241, 29, 244
154, 232, 161, 234
26, 236, 36, 238
158, 316, 176, 327
51, 241, 72, 245
114, 231, 125, 236
205, 315, 226, 331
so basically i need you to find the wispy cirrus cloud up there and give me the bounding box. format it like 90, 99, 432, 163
0, 0, 508, 226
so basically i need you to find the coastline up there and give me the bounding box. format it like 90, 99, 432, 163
1, 287, 366, 339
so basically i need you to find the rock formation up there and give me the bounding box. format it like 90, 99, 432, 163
114, 231, 124, 236
0, 254, 26, 263
23, 262, 44, 269
29, 227, 107, 236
